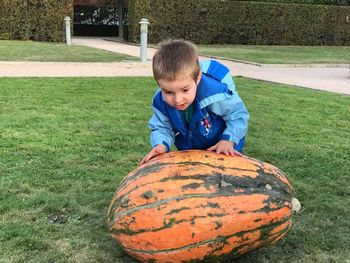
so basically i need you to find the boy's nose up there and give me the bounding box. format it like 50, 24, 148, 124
174, 95, 183, 104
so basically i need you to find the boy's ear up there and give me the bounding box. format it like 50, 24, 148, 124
196, 70, 202, 84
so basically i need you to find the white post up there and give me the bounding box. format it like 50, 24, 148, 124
139, 18, 150, 62
64, 16, 71, 46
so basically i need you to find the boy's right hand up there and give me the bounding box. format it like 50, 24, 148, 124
140, 144, 167, 165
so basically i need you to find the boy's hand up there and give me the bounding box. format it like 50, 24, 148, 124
140, 144, 167, 165
207, 140, 242, 157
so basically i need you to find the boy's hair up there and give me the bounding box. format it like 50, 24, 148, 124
153, 39, 200, 81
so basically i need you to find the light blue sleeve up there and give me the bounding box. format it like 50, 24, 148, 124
209, 92, 249, 145
200, 60, 236, 93
148, 107, 175, 151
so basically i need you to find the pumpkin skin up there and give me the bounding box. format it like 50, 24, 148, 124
107, 150, 296, 263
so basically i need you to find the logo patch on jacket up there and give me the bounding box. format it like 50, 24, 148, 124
201, 114, 212, 137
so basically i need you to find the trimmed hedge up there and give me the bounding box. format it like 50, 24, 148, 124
128, 0, 350, 45
0, 0, 73, 42
232, 0, 349, 5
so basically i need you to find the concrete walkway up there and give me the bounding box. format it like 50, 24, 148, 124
0, 37, 349, 95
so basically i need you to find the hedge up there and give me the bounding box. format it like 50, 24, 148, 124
128, 0, 350, 45
0, 0, 73, 42
1, 0, 349, 45
232, 0, 349, 5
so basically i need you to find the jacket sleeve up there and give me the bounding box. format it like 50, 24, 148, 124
148, 107, 175, 152
208, 91, 249, 145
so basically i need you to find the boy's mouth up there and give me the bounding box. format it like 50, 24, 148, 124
175, 104, 187, 110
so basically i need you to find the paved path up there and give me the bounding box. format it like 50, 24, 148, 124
0, 37, 349, 95
0, 61, 153, 77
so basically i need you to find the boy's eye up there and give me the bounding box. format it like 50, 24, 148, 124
182, 89, 189, 93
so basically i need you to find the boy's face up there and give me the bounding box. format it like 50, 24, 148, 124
158, 71, 202, 111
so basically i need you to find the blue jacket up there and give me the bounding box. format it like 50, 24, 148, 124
149, 60, 249, 151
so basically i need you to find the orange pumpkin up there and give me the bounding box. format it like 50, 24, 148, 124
107, 150, 300, 262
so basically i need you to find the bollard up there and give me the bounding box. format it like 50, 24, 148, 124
64, 16, 71, 46
139, 18, 150, 62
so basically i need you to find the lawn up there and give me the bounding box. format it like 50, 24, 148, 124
0, 77, 349, 263
0, 40, 136, 62
198, 45, 350, 64
1, 40, 349, 65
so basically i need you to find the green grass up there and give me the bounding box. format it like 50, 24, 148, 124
198, 45, 350, 64
0, 40, 136, 62
1, 40, 350, 65
0, 77, 349, 263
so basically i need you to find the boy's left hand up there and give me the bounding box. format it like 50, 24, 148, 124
207, 140, 242, 157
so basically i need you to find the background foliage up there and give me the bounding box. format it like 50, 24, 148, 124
1, 0, 349, 44
0, 0, 73, 42
232, 0, 349, 5
128, 0, 350, 45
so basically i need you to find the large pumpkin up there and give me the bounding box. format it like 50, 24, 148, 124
107, 150, 300, 262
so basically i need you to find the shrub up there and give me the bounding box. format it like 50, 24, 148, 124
0, 0, 73, 42
127, 0, 350, 45
232, 0, 349, 5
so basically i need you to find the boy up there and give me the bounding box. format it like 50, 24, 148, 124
141, 39, 249, 164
